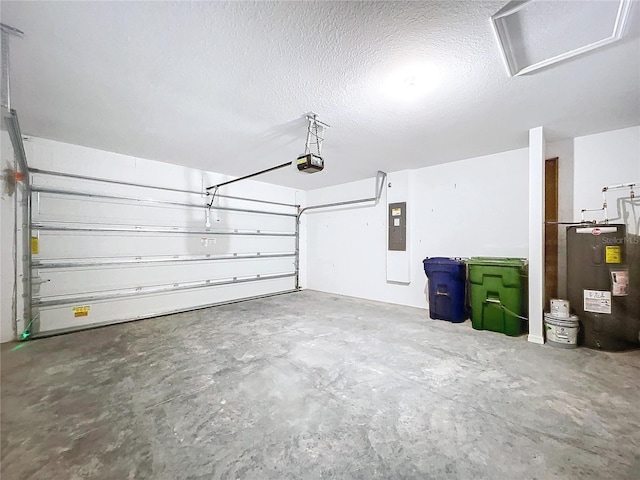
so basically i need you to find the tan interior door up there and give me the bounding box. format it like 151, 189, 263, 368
545, 157, 559, 308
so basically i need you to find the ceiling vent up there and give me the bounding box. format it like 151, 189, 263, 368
491, 0, 633, 76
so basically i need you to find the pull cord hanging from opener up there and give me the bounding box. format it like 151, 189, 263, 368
205, 186, 219, 229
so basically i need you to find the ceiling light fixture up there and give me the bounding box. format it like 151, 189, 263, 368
384, 63, 442, 101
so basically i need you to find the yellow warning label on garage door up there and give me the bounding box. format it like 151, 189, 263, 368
73, 306, 91, 317
31, 236, 39, 255
605, 245, 621, 264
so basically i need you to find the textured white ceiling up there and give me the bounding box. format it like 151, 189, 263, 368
2, 1, 639, 189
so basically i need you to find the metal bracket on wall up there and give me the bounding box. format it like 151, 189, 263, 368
1, 23, 25, 111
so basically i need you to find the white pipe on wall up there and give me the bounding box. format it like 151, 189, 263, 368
603, 182, 638, 191
580, 181, 639, 224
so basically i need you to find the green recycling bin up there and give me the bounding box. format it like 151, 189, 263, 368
466, 257, 527, 336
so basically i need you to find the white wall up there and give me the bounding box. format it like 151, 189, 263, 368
305, 148, 529, 309
306, 127, 640, 312
573, 126, 640, 233
1, 129, 17, 343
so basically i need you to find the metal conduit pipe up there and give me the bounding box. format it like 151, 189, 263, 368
581, 181, 639, 224
602, 182, 638, 224
294, 171, 387, 289
297, 170, 386, 218
581, 207, 606, 223
603, 182, 639, 191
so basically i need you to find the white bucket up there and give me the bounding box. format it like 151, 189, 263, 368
550, 299, 570, 318
544, 313, 579, 349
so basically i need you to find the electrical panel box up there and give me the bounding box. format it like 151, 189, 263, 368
388, 202, 407, 251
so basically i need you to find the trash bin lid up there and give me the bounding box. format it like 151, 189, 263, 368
423, 257, 465, 265
465, 257, 526, 267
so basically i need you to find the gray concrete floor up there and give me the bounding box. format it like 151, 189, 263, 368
1, 290, 639, 480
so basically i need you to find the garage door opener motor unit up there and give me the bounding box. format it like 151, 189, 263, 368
297, 113, 328, 174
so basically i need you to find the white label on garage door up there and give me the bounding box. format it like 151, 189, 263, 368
583, 290, 611, 314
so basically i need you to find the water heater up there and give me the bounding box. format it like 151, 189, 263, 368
566, 224, 640, 350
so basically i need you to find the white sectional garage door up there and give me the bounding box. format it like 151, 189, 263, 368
27, 168, 299, 337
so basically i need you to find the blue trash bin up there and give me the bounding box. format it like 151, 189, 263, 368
423, 257, 467, 323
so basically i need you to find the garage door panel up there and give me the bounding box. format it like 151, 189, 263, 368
35, 257, 296, 298
32, 174, 200, 202
33, 231, 296, 258
34, 277, 297, 335
32, 174, 297, 215
34, 194, 296, 232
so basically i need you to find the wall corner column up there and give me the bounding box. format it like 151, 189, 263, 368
528, 127, 546, 344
